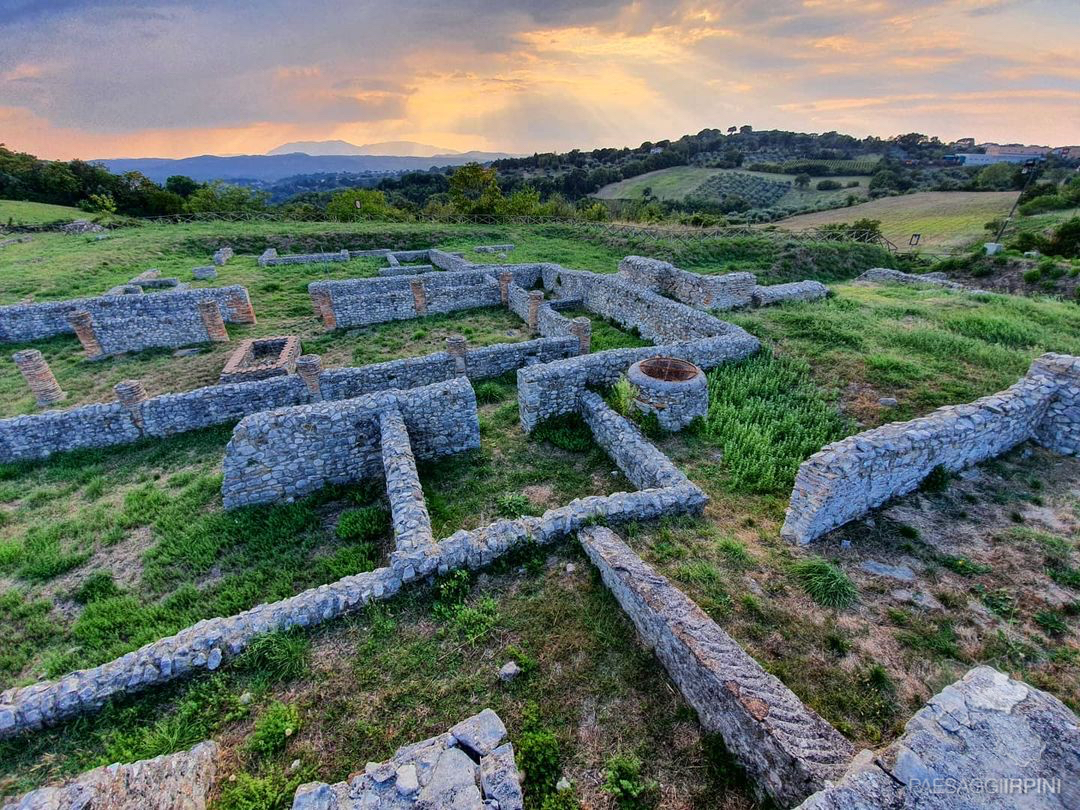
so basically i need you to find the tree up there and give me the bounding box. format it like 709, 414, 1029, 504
448, 163, 503, 217
975, 163, 1020, 191
794, 173, 811, 189
184, 181, 269, 213
165, 175, 201, 198
325, 188, 400, 221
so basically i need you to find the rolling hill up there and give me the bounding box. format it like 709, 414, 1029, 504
267, 140, 460, 157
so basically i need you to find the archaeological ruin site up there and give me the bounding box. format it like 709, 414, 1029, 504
0, 229, 1077, 810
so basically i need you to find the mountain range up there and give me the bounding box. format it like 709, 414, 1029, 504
267, 139, 460, 157
98, 145, 517, 183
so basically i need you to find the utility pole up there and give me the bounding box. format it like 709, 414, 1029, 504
994, 160, 1040, 244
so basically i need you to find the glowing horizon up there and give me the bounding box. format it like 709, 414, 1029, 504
1, 0, 1078, 162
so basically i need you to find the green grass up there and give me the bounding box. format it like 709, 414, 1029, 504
790, 558, 858, 609
0, 200, 88, 226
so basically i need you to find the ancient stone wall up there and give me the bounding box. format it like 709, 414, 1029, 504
0, 286, 254, 344
259, 248, 350, 266
517, 331, 760, 431
2, 741, 218, 810
782, 353, 1080, 545
579, 526, 853, 806
221, 378, 480, 509
797, 666, 1080, 809
751, 280, 828, 307
618, 255, 757, 310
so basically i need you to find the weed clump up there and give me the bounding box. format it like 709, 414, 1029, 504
602, 754, 658, 810
246, 701, 300, 759
791, 558, 857, 609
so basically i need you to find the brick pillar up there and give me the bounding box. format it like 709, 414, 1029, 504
446, 335, 468, 375
67, 311, 104, 360
310, 289, 336, 330
527, 290, 544, 335
13, 349, 65, 407
113, 379, 147, 428
499, 271, 512, 306
296, 354, 323, 399
197, 301, 229, 343
570, 316, 592, 355
410, 279, 428, 316
224, 288, 257, 324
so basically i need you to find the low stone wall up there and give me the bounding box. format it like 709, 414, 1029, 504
0, 286, 255, 344
379, 263, 433, 277
797, 666, 1080, 809
428, 248, 472, 272
475, 244, 515, 254
0, 389, 707, 737
259, 248, 350, 266
517, 331, 760, 431
782, 353, 1080, 544
751, 280, 828, 307
380, 407, 434, 553
292, 709, 523, 810
221, 378, 480, 509
543, 265, 733, 343
854, 267, 977, 292
579, 526, 853, 806
2, 741, 218, 810
618, 256, 757, 310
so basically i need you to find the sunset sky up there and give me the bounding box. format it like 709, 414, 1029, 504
1, 0, 1078, 160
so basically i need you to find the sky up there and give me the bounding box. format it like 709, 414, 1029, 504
1, 0, 1078, 160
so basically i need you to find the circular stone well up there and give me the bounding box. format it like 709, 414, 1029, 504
626, 356, 708, 432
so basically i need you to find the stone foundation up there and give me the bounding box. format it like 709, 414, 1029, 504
618, 255, 756, 310
579, 526, 853, 806
219, 336, 301, 383
626, 356, 708, 431
259, 248, 350, 266
782, 353, 1080, 544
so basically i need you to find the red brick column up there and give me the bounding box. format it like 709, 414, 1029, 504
570, 316, 592, 355
225, 289, 257, 324
12, 349, 65, 407
499, 271, 512, 306
446, 335, 468, 375
410, 279, 428, 316
527, 290, 544, 335
67, 311, 104, 360
296, 354, 322, 399
310, 289, 336, 330
197, 301, 229, 343
114, 379, 147, 428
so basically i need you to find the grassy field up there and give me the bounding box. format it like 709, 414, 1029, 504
0, 200, 89, 227
773, 191, 1019, 250
594, 166, 870, 211
2, 219, 1079, 808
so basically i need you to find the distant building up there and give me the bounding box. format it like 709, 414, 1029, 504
954, 138, 976, 148
985, 144, 1050, 157
649, 147, 664, 155
952, 152, 1041, 166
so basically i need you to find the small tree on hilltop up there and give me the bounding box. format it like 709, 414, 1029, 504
449, 163, 503, 217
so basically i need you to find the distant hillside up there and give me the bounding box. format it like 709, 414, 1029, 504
98, 151, 516, 183
267, 140, 459, 157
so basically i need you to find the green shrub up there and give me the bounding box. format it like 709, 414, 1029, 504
602, 755, 658, 810
607, 375, 637, 417
920, 465, 951, 493
518, 716, 561, 800
246, 701, 300, 759
791, 558, 857, 609
237, 630, 310, 683
335, 505, 389, 542
816, 179, 842, 191
71, 571, 122, 604
474, 381, 510, 404
496, 492, 533, 518
942, 556, 991, 576
531, 413, 595, 453
1035, 610, 1068, 637
1023, 267, 1042, 283
702, 352, 848, 493
540, 790, 581, 810
216, 771, 300, 810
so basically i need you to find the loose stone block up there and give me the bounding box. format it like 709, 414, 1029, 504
580, 526, 853, 806
12, 349, 65, 407
197, 300, 229, 343
192, 266, 217, 281
626, 356, 707, 431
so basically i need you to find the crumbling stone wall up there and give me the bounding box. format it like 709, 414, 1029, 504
797, 666, 1080, 809
751, 280, 828, 306
782, 353, 1080, 544
0, 286, 255, 345
221, 378, 480, 509
579, 525, 853, 806
855, 267, 976, 292
293, 710, 523, 810
259, 248, 350, 266
517, 331, 759, 431
2, 741, 218, 810
618, 255, 757, 310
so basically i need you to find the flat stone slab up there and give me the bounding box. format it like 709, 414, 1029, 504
860, 560, 916, 582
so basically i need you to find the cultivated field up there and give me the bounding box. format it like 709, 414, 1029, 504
2, 220, 1079, 808
773, 191, 1020, 251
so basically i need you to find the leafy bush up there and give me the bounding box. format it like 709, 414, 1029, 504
71, 571, 122, 604
702, 352, 848, 493
816, 179, 842, 191
518, 723, 562, 801
1047, 217, 1080, 259
791, 558, 858, 609
1023, 267, 1042, 283
602, 755, 659, 810
474, 381, 511, 404
335, 505, 389, 542
496, 492, 533, 518
607, 376, 637, 417
246, 701, 300, 758
216, 771, 300, 810
450, 597, 499, 642
1019, 194, 1070, 216
237, 629, 310, 683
